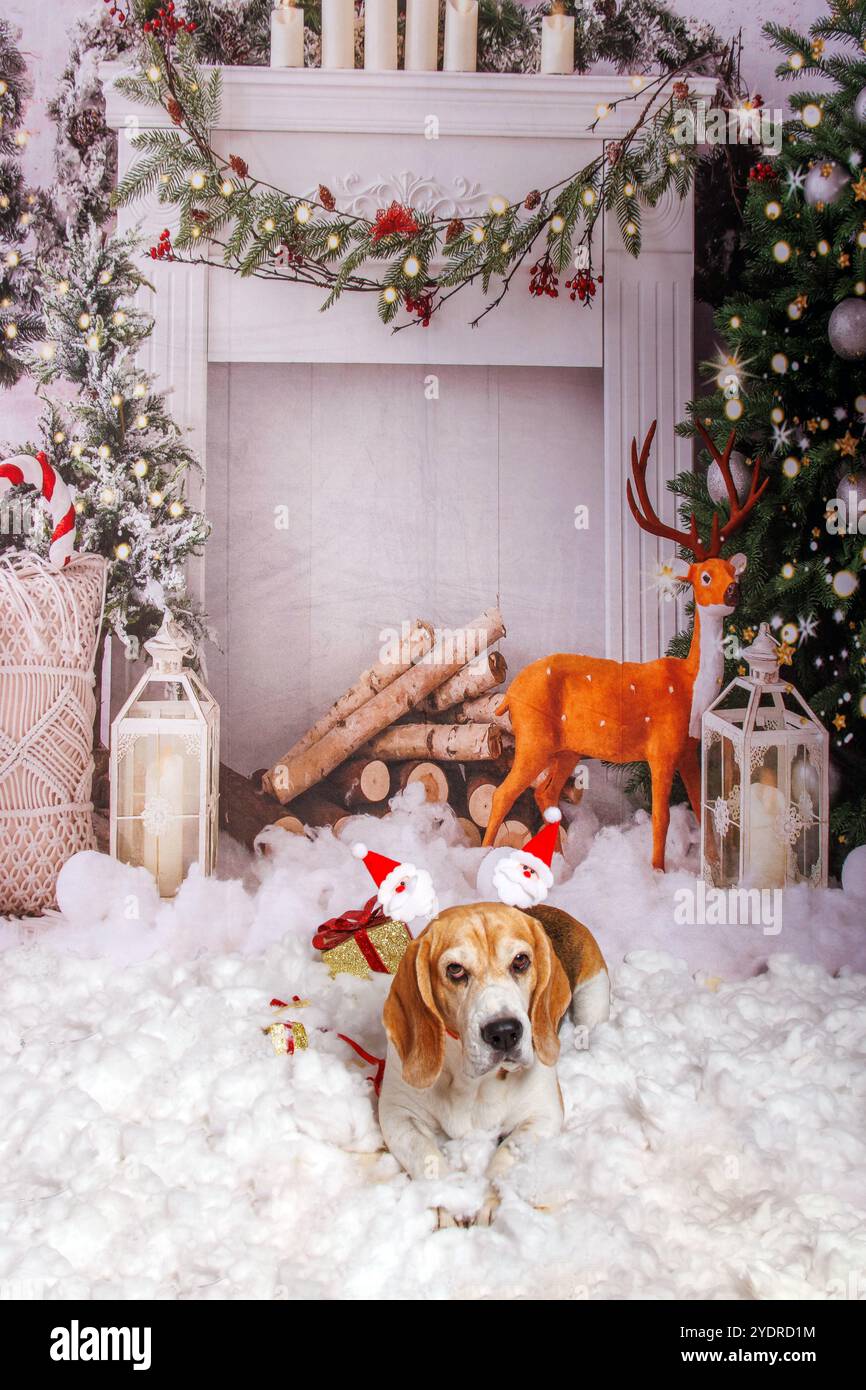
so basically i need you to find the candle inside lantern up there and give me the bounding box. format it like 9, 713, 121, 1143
405, 0, 439, 72
270, 0, 304, 69
322, 0, 355, 69
443, 0, 478, 73
746, 767, 787, 889
143, 746, 185, 896
541, 3, 575, 75
364, 0, 398, 70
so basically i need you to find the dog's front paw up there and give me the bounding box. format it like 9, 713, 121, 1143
474, 1189, 501, 1227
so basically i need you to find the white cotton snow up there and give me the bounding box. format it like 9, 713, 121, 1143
1, 786, 865, 1299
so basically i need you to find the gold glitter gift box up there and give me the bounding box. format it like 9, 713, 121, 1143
311, 896, 412, 979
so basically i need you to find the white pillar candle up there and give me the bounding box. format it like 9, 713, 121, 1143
540, 11, 575, 75
143, 748, 185, 896
405, 0, 439, 72
270, 0, 304, 68
364, 0, 398, 70
746, 778, 787, 889
443, 0, 478, 73
322, 0, 355, 69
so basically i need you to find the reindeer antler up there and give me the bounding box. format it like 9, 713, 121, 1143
626, 419, 769, 561
693, 422, 768, 555
626, 420, 712, 560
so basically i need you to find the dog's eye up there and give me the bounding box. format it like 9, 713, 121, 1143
511, 953, 530, 974
445, 962, 468, 982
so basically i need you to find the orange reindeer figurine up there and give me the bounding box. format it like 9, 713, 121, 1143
483, 421, 768, 870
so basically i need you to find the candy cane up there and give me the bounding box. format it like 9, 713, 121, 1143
0, 452, 77, 568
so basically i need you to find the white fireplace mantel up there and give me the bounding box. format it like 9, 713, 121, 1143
104, 66, 714, 671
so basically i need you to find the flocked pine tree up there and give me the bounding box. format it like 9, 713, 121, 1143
1, 221, 211, 654
667, 0, 866, 871
0, 19, 58, 387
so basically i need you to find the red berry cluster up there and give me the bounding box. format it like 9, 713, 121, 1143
565, 270, 600, 305
749, 161, 776, 182
278, 242, 305, 267
528, 256, 559, 298
143, 3, 196, 38
405, 291, 434, 327
371, 202, 421, 244
101, 0, 127, 22
149, 228, 174, 261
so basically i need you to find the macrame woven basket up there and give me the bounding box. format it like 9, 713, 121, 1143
0, 553, 106, 916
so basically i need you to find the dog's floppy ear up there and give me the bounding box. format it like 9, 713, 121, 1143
382, 930, 445, 1089
525, 918, 572, 1067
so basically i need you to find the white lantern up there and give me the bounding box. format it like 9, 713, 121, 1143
110, 614, 219, 896
701, 624, 829, 890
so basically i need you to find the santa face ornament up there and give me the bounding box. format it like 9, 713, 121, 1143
486, 807, 562, 910
491, 851, 554, 909
352, 842, 438, 928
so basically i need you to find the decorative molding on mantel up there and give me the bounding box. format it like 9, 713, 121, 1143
102, 64, 717, 140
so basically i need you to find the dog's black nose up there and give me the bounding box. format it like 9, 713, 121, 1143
481, 1017, 523, 1052
724, 581, 740, 607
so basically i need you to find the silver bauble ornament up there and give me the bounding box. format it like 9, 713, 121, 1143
707, 450, 753, 506
803, 160, 849, 207
854, 85, 866, 126
828, 298, 866, 360
835, 464, 866, 511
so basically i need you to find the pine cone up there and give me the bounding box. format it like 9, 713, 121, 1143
445, 217, 465, 243
167, 97, 183, 126
672, 81, 690, 101
318, 184, 336, 211
229, 154, 249, 179
68, 108, 103, 152
524, 190, 541, 210
606, 141, 623, 166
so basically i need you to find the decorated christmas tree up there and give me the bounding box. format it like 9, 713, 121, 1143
0, 19, 58, 387
1, 221, 211, 654
671, 0, 866, 871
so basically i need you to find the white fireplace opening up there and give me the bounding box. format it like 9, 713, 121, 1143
206, 362, 603, 774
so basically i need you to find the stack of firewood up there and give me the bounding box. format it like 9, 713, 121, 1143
219, 606, 577, 854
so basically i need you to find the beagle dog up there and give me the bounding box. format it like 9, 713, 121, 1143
380, 901, 609, 1228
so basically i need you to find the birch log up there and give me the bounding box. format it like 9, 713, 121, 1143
422, 651, 506, 713
466, 770, 498, 828
219, 762, 289, 851
277, 617, 435, 765
450, 693, 512, 731
397, 759, 449, 802
456, 817, 482, 847
263, 608, 505, 803
494, 817, 533, 849
290, 788, 347, 829
325, 757, 390, 809
364, 722, 502, 763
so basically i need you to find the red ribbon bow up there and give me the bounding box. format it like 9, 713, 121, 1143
311, 895, 389, 952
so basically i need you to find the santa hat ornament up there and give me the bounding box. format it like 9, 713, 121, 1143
489, 808, 562, 910
352, 842, 439, 928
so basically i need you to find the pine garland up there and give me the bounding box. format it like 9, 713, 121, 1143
1, 222, 211, 654
47, 0, 728, 239
109, 5, 722, 329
